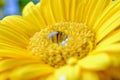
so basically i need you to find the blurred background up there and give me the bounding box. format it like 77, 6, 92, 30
0, 0, 39, 19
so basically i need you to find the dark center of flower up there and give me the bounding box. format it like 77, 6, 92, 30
28, 22, 95, 68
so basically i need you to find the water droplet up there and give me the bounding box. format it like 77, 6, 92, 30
48, 31, 68, 46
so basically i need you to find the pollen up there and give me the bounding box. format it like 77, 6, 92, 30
28, 22, 95, 68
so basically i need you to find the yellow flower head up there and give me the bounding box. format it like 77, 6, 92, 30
0, 0, 120, 80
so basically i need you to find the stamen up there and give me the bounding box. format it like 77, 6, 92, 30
28, 22, 95, 68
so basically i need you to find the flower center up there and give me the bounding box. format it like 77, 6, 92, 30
28, 22, 95, 68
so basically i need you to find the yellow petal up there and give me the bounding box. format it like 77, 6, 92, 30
81, 71, 99, 80
0, 43, 39, 59
0, 59, 41, 72
1, 16, 38, 37
82, 0, 111, 27
9, 64, 54, 80
93, 0, 120, 31
23, 0, 88, 26
90, 52, 120, 67
47, 65, 80, 80
96, 30, 120, 48
96, 11, 120, 43
78, 53, 111, 70
0, 24, 29, 48
23, 1, 55, 27
91, 45, 120, 67
23, 2, 46, 28
23, 2, 35, 16
95, 43, 120, 53
22, 0, 113, 27
87, 0, 111, 26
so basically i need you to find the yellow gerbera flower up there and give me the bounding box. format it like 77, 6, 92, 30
0, 0, 120, 80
